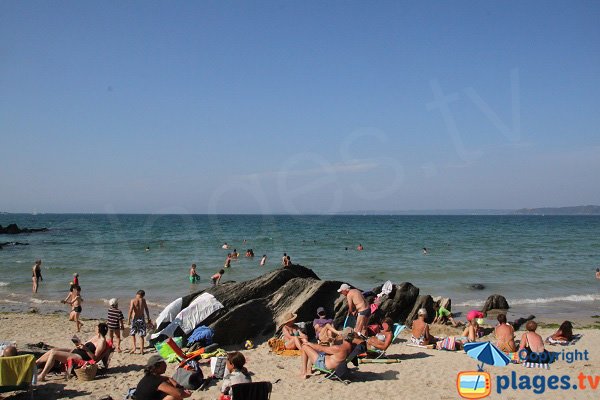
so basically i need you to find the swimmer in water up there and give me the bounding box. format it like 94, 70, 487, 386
222, 242, 229, 250
596, 268, 600, 280
357, 244, 363, 251
212, 269, 225, 285
260, 254, 267, 266
422, 247, 428, 255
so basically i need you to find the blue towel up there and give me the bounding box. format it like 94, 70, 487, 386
187, 326, 214, 345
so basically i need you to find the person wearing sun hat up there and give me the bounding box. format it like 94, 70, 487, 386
280, 311, 307, 350
313, 307, 334, 344
136, 354, 191, 399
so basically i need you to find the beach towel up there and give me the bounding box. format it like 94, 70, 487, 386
0, 354, 36, 387
505, 352, 522, 364
155, 297, 183, 327
379, 280, 393, 297
176, 293, 224, 334
359, 358, 401, 364
150, 319, 182, 340
155, 337, 185, 362
436, 337, 457, 351
267, 338, 301, 356
545, 334, 582, 346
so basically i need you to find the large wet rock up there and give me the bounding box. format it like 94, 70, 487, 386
482, 294, 510, 314
0, 224, 48, 234
159, 265, 441, 345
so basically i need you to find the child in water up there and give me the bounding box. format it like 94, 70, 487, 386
212, 269, 225, 285
189, 263, 200, 283
260, 254, 267, 266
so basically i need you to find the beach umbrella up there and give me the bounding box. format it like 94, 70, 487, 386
464, 341, 510, 370
464, 341, 511, 393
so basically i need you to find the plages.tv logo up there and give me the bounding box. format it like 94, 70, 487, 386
457, 371, 492, 399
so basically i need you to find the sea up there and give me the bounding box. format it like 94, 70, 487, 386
1, 214, 599, 322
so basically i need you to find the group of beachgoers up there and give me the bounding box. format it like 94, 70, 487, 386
17, 256, 588, 400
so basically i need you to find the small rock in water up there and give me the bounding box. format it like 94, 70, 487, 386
469, 283, 486, 290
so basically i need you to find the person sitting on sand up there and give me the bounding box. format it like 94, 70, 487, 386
281, 312, 307, 350
128, 289, 151, 354
365, 317, 394, 351
519, 321, 549, 362
221, 351, 252, 398
457, 318, 479, 345
1, 346, 17, 357
432, 303, 461, 327
550, 321, 574, 342
411, 309, 436, 346
36, 322, 108, 381
136, 355, 191, 400
189, 263, 200, 283
212, 269, 225, 285
313, 307, 334, 344
299, 328, 354, 379
495, 313, 516, 352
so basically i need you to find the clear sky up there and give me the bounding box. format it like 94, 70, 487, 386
1, 1, 599, 214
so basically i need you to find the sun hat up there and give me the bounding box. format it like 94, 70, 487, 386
109, 298, 118, 307
316, 307, 326, 315
417, 308, 427, 316
337, 283, 351, 293
278, 312, 298, 329
145, 354, 165, 367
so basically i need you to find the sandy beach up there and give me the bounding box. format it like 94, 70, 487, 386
1, 312, 599, 400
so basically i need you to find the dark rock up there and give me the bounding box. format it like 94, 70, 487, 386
1, 242, 29, 247
432, 296, 451, 311
375, 282, 420, 323
0, 224, 48, 234
161, 265, 426, 345
512, 315, 535, 331
469, 283, 486, 290
482, 294, 510, 314
405, 295, 435, 326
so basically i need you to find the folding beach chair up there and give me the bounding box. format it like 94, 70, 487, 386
314, 343, 364, 385
364, 323, 405, 359
0, 354, 37, 400
230, 381, 272, 400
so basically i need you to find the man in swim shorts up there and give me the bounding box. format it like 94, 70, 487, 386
128, 290, 151, 354
337, 283, 370, 336
299, 328, 353, 379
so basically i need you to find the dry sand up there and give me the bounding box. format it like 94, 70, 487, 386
1, 312, 599, 400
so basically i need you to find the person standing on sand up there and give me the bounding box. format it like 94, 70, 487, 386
128, 290, 152, 354
32, 259, 43, 293
107, 298, 125, 352
337, 283, 370, 336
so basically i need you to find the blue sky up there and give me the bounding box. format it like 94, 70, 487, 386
1, 1, 599, 213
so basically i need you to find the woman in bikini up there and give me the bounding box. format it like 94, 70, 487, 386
32, 259, 43, 293
410, 309, 436, 345
36, 322, 108, 381
495, 313, 516, 352
366, 317, 394, 351
280, 312, 307, 350
519, 320, 550, 363
548, 320, 574, 344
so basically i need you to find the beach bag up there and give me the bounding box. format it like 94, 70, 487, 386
210, 356, 227, 379
172, 367, 204, 390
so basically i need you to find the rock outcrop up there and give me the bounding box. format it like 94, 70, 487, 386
159, 264, 506, 345
0, 224, 48, 234
482, 294, 509, 313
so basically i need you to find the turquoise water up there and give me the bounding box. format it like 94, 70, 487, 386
1, 214, 599, 320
